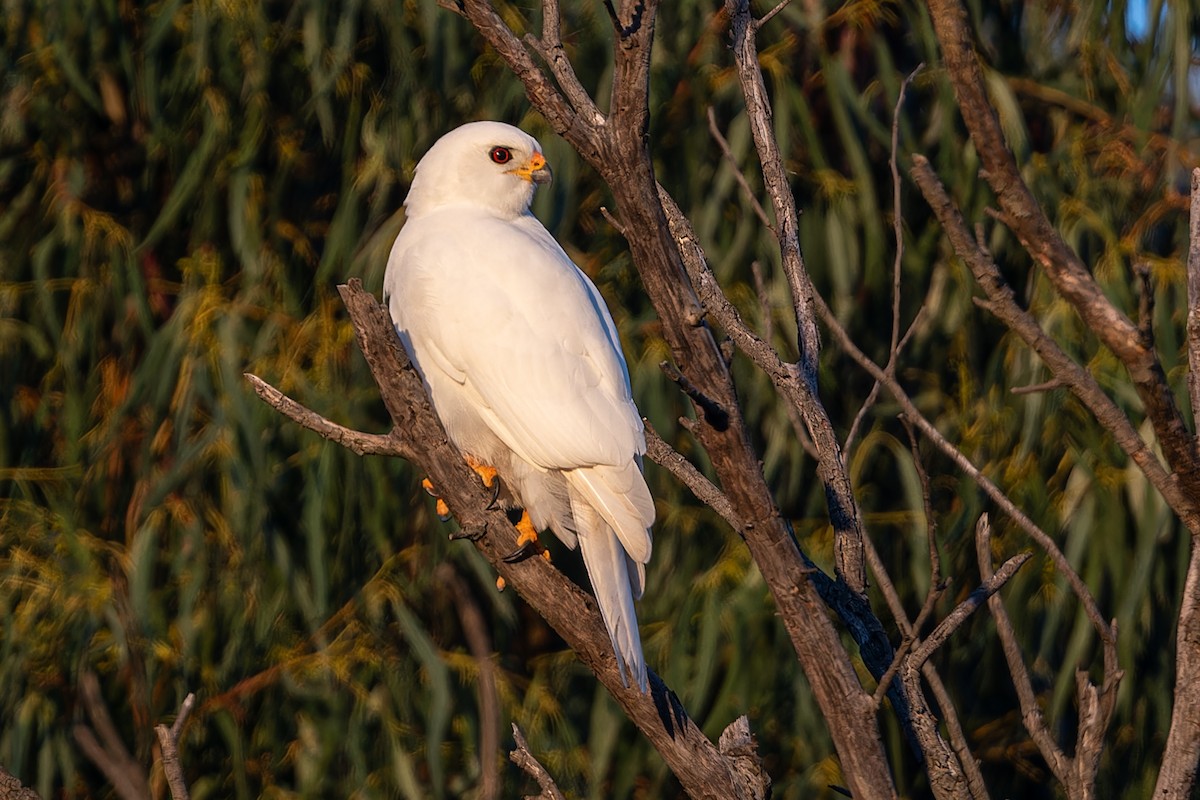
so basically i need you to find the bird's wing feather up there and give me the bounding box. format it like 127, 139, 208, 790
566, 464, 653, 564
387, 209, 644, 471
574, 501, 649, 691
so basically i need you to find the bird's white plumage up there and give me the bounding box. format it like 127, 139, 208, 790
384, 121, 654, 690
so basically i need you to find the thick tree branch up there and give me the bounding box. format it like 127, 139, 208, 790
1153, 167, 1200, 800
1187, 168, 1200, 454
455, 3, 899, 794
251, 280, 761, 799
0, 766, 40, 800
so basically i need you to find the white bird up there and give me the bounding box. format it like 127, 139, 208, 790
383, 121, 654, 691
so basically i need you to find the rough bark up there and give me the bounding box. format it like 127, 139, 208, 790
251, 280, 763, 798
453, 1, 898, 795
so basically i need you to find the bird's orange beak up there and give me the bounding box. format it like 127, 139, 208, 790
508, 152, 553, 185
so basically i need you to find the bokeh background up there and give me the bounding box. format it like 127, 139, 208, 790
2, 1, 1197, 797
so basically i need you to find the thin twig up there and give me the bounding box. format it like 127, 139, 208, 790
862, 537, 988, 796
244, 374, 408, 458
707, 107, 775, 232
974, 515, 1071, 784
643, 421, 743, 531
1009, 378, 1065, 395
523, 0, 604, 123
845, 63, 923, 454
154, 693, 196, 800
753, 0, 793, 30
872, 415, 944, 708
599, 206, 627, 238
509, 724, 567, 800
909, 550, 1031, 669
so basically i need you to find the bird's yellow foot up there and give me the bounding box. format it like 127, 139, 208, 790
421, 477, 451, 520
464, 456, 502, 508
502, 511, 549, 564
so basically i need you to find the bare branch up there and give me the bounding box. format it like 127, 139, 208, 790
1009, 378, 1065, 395
266, 280, 762, 799
974, 515, 1083, 792
894, 544, 1029, 800
846, 64, 923, 453
154, 693, 196, 800
753, 0, 793, 30
910, 551, 1030, 669
0, 765, 41, 800
814, 284, 1121, 710
707, 107, 774, 232
456, 0, 583, 141
509, 724, 566, 800
862, 537, 989, 798
911, 154, 1199, 532
444, 5, 897, 792
1154, 167, 1200, 799
1186, 168, 1200, 443
73, 671, 150, 800
1154, 540, 1200, 799
244, 373, 408, 458
522, 0, 603, 124
725, 0, 866, 595
643, 422, 744, 531
924, 0, 1200, 510
873, 417, 944, 708
718, 717, 772, 798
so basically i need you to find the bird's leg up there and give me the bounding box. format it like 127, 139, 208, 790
463, 455, 502, 509
420, 457, 501, 521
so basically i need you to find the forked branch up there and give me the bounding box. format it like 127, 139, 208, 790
249, 280, 763, 799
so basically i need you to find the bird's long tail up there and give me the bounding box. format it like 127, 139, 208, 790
575, 502, 649, 692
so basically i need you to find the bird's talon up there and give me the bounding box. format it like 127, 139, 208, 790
496, 576, 507, 592
484, 480, 502, 510
421, 477, 437, 496
501, 541, 541, 564
435, 498, 451, 520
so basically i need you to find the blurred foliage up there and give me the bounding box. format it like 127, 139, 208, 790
1, 0, 1197, 798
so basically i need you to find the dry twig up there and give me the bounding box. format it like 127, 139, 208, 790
509, 724, 566, 800
154, 693, 196, 800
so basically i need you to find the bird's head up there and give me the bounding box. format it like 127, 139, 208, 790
404, 121, 552, 219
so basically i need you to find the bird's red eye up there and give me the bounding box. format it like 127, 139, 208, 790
489, 146, 513, 164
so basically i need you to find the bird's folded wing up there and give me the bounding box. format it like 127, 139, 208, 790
389, 214, 646, 472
